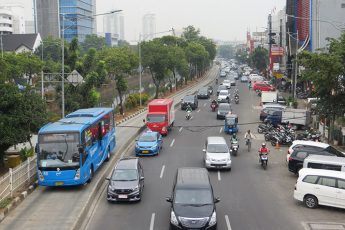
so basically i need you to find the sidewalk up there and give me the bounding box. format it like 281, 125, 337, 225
279, 90, 308, 109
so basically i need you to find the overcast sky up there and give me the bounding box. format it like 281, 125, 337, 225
96, 0, 286, 42
1, 0, 285, 42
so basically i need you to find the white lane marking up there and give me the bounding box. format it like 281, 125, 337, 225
160, 165, 165, 179
218, 171, 221, 181
203, 103, 207, 107
179, 127, 183, 132
150, 213, 155, 230
219, 127, 223, 133
225, 215, 232, 230
170, 139, 175, 147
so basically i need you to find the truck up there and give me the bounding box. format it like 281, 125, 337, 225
146, 99, 175, 136
261, 91, 278, 104
264, 108, 310, 129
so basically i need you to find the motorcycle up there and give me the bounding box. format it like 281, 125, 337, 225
256, 89, 262, 97
230, 141, 239, 156
258, 123, 274, 134
210, 103, 217, 112
186, 111, 192, 120
260, 154, 268, 170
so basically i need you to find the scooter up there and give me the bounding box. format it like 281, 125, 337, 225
230, 141, 239, 156
210, 103, 217, 112
186, 111, 192, 120
260, 154, 268, 170
234, 96, 239, 104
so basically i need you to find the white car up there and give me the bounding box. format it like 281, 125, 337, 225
294, 168, 345, 209
204, 136, 231, 170
222, 80, 231, 89
286, 141, 331, 162
230, 80, 236, 86
217, 90, 230, 103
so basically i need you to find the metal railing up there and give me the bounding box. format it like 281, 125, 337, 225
0, 156, 37, 203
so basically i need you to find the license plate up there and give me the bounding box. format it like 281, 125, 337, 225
55, 182, 64, 186
118, 195, 128, 199
142, 150, 149, 153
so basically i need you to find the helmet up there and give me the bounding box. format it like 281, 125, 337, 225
247, 130, 250, 133
232, 134, 237, 138
262, 143, 266, 147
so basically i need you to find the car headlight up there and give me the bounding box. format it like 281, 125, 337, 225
38, 170, 44, 181
74, 168, 80, 180
170, 211, 179, 226
135, 143, 139, 148
209, 211, 217, 226
150, 144, 158, 149
132, 185, 140, 192
108, 185, 115, 191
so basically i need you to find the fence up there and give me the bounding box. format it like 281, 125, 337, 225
0, 156, 37, 203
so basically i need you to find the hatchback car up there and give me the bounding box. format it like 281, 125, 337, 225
253, 82, 275, 92
222, 80, 231, 89
181, 95, 198, 110
216, 85, 227, 96
135, 130, 163, 156
197, 87, 210, 99
240, 76, 248, 82
106, 157, 144, 202
166, 167, 219, 230
217, 103, 231, 119
217, 90, 230, 103
204, 136, 231, 170
220, 71, 227, 77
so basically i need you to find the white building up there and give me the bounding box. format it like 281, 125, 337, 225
142, 13, 156, 40
103, 12, 125, 41
0, 4, 26, 34
0, 7, 13, 34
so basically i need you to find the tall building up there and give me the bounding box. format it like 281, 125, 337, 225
92, 0, 97, 34
36, 0, 59, 39
142, 13, 156, 40
0, 7, 13, 34
25, 20, 35, 34
36, 0, 95, 42
103, 12, 125, 41
0, 4, 26, 34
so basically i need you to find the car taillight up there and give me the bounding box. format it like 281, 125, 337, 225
288, 157, 293, 161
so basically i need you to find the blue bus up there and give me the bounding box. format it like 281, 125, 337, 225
36, 108, 116, 186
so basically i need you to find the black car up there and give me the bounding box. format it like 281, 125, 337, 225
181, 95, 198, 110
216, 85, 227, 96
197, 87, 210, 99
166, 167, 219, 230
259, 107, 284, 121
217, 103, 231, 120
106, 157, 144, 202
288, 146, 345, 174
208, 85, 213, 95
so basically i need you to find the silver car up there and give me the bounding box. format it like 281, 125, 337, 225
203, 136, 231, 170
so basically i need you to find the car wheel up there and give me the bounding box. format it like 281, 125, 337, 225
105, 147, 111, 162
258, 128, 263, 134
304, 195, 318, 209
87, 167, 94, 183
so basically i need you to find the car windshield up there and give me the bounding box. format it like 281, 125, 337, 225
218, 86, 227, 90
139, 134, 156, 142
199, 89, 208, 94
183, 96, 194, 102
226, 117, 236, 125
147, 114, 166, 123
219, 104, 230, 111
38, 133, 80, 168
174, 189, 213, 205
207, 144, 228, 153
219, 91, 228, 96
112, 169, 138, 181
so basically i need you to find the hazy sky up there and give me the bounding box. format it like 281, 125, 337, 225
97, 0, 286, 42
1, 0, 285, 42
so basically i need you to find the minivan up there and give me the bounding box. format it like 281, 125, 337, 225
294, 168, 345, 209
166, 167, 219, 230
203, 136, 231, 170
303, 155, 345, 172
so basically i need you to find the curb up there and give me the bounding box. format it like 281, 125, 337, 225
0, 181, 38, 223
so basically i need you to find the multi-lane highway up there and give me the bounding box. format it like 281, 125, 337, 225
83, 74, 345, 230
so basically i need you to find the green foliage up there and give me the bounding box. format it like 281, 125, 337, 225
249, 47, 268, 71
34, 36, 62, 62
182, 25, 201, 42
218, 45, 235, 59
0, 198, 12, 209
124, 93, 149, 109
80, 34, 106, 54
235, 49, 249, 64
19, 147, 34, 161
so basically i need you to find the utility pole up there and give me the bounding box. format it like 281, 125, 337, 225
61, 14, 65, 118
268, 14, 276, 79
294, 30, 299, 99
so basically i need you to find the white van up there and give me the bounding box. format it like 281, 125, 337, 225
303, 155, 345, 172
203, 136, 231, 170
294, 168, 345, 209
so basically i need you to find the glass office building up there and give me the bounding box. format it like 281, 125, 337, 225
60, 0, 94, 42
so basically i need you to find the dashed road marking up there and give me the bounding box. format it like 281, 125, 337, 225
197, 109, 201, 113
218, 171, 221, 181
160, 165, 165, 179
179, 127, 183, 132
204, 103, 207, 107
219, 127, 223, 133
225, 215, 232, 230
170, 139, 175, 147
302, 222, 345, 230
149, 213, 155, 230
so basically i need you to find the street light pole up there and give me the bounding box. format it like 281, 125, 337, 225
294, 30, 299, 99
139, 33, 142, 107
61, 14, 65, 118
41, 41, 44, 99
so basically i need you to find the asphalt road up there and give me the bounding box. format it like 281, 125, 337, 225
85, 75, 345, 230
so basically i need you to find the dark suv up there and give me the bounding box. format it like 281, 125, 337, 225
288, 146, 345, 174
181, 95, 198, 110
106, 157, 144, 202
197, 87, 210, 99
166, 167, 219, 230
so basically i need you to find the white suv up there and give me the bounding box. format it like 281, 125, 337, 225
286, 140, 330, 162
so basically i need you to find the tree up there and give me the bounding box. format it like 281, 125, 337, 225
182, 25, 200, 42
18, 52, 43, 83
34, 36, 62, 62
80, 34, 106, 54
235, 49, 249, 64
184, 42, 209, 80
105, 47, 138, 114
81, 48, 97, 76
249, 47, 268, 72
198, 36, 217, 63
218, 45, 235, 60
67, 37, 80, 71
0, 84, 47, 166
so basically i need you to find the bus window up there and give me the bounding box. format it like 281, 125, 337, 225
101, 113, 111, 136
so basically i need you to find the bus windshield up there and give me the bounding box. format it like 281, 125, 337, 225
38, 133, 80, 169
147, 114, 166, 123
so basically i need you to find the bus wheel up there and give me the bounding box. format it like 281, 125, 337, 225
105, 147, 111, 162
88, 167, 94, 183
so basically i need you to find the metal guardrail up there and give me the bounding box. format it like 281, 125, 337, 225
0, 156, 37, 203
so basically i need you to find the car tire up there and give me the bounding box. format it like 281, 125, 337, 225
87, 167, 94, 183
105, 147, 111, 162
258, 128, 263, 134
304, 195, 318, 209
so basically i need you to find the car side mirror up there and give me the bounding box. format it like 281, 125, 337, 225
35, 144, 40, 153
105, 177, 110, 181
214, 197, 220, 203
166, 197, 172, 203
140, 176, 145, 180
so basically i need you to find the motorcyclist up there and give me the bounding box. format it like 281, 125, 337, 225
215, 78, 218, 84
258, 143, 270, 163
244, 130, 255, 144
231, 133, 238, 144
186, 105, 192, 119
